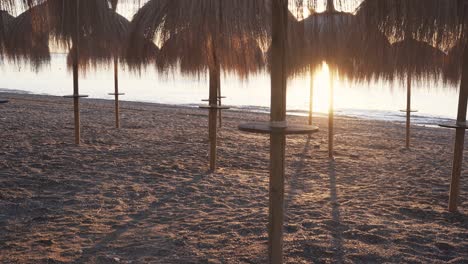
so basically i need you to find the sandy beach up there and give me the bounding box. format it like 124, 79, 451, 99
0, 92, 466, 263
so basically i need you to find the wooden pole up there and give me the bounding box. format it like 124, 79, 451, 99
328, 69, 334, 159
326, 0, 336, 12
448, 42, 468, 212
73, 0, 80, 145
114, 58, 120, 128
406, 73, 411, 148
308, 66, 314, 125
208, 62, 219, 172
269, 0, 287, 263
217, 82, 222, 127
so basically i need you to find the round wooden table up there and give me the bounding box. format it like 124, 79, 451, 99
238, 122, 319, 135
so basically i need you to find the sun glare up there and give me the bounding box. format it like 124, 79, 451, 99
312, 62, 332, 114
288, 62, 333, 115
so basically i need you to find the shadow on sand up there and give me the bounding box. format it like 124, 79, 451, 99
328, 161, 344, 263
73, 174, 207, 263
286, 136, 345, 263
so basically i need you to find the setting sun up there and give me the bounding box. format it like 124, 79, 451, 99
0, 0, 466, 263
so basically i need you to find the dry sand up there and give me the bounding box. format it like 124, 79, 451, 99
0, 92, 466, 263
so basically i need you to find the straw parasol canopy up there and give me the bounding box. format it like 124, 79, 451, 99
445, 41, 466, 83
128, 0, 268, 171
356, 0, 462, 52
155, 28, 264, 77
5, 0, 130, 71
286, 1, 393, 82
14, 0, 130, 53
3, 5, 51, 70
0, 1, 32, 12
301, 6, 356, 78
65, 11, 143, 73
9, 0, 133, 145
391, 38, 448, 83
0, 10, 14, 56
128, 0, 268, 76
390, 38, 448, 148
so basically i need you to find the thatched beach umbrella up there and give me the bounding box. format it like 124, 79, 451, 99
129, 0, 267, 172
356, 0, 460, 51
0, 10, 14, 55
66, 10, 157, 129
4, 6, 51, 71
284, 3, 392, 127
300, 0, 358, 159
0, 10, 14, 104
13, 0, 129, 144
391, 39, 447, 148
0, 0, 35, 15
239, 1, 320, 262
441, 36, 468, 212
357, 0, 465, 211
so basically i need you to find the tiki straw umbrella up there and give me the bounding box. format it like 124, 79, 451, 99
299, 0, 398, 159
300, 0, 360, 159
15, 0, 129, 144
284, 3, 393, 127
391, 38, 447, 148
3, 6, 51, 71
238, 1, 320, 262
357, 0, 464, 211
45, 0, 128, 144
129, 0, 268, 172
0, 1, 35, 14
0, 10, 14, 55
441, 35, 468, 212
66, 10, 158, 129
156, 29, 262, 129
356, 0, 460, 51
0, 10, 14, 104
443, 39, 468, 212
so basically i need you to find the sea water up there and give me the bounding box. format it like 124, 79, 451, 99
0, 53, 459, 126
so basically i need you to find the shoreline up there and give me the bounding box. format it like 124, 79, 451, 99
0, 90, 456, 126
0, 92, 466, 263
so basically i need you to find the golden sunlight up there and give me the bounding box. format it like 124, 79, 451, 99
288, 62, 333, 115
312, 62, 332, 114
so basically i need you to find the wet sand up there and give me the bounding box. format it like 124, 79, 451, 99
0, 92, 466, 263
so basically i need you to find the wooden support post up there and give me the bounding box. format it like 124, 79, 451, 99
328, 70, 334, 159
449, 128, 466, 212
269, 0, 287, 263
326, 0, 336, 12
73, 0, 81, 145
217, 83, 222, 127
406, 73, 411, 148
448, 42, 468, 212
114, 58, 120, 128
208, 63, 219, 172
308, 66, 314, 125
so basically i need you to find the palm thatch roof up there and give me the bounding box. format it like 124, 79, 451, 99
355, 0, 462, 85
65, 11, 148, 73
445, 41, 466, 84
286, 1, 393, 83
356, 0, 462, 51
156, 28, 263, 77
128, 0, 269, 76
391, 38, 448, 82
0, 1, 32, 12
6, 0, 132, 71
22, 0, 128, 50
3, 5, 51, 70
0, 10, 14, 56
301, 10, 357, 78
264, 8, 308, 77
